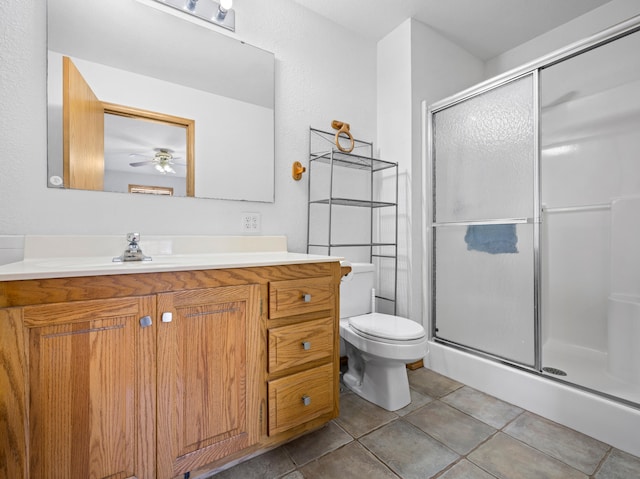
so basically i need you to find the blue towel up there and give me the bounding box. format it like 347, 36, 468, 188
464, 224, 518, 254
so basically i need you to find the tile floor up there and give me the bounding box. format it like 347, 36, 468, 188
207, 368, 640, 479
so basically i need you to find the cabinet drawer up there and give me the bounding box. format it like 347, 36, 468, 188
268, 317, 333, 374
267, 363, 334, 435
269, 276, 333, 319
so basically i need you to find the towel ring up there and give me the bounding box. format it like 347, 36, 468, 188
331, 120, 354, 153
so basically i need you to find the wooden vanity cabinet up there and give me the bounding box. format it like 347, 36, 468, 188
0, 261, 341, 479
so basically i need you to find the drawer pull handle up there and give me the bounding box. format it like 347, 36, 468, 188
302, 395, 312, 406
302, 341, 311, 350
303, 293, 312, 303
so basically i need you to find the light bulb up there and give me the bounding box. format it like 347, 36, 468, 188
220, 0, 232, 10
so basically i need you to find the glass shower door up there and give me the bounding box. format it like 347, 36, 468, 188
430, 74, 537, 366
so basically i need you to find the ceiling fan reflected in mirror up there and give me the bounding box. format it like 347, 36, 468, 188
128, 148, 185, 174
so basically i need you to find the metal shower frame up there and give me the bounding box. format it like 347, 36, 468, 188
423, 14, 640, 375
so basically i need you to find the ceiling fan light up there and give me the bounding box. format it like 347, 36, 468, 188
155, 164, 165, 173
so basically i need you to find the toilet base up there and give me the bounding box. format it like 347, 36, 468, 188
342, 342, 412, 411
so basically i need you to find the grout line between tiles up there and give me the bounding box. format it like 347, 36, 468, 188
590, 447, 614, 478
498, 411, 610, 477
352, 420, 416, 479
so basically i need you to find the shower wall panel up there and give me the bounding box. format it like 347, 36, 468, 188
540, 29, 640, 354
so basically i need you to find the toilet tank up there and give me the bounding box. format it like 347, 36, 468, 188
340, 262, 375, 318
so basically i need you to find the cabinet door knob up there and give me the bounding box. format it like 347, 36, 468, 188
301, 341, 311, 350
139, 315, 153, 328
303, 293, 311, 303
162, 312, 173, 323
302, 395, 311, 406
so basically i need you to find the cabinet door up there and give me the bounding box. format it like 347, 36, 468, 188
157, 285, 262, 478
24, 296, 156, 479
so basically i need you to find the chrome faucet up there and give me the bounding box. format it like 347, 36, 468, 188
113, 233, 152, 262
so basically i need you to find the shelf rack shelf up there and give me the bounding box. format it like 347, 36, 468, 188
309, 198, 396, 208
306, 127, 398, 314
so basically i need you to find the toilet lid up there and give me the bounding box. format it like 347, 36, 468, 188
348, 313, 425, 341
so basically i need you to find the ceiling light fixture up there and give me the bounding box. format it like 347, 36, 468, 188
152, 0, 235, 31
217, 0, 232, 20
155, 162, 176, 174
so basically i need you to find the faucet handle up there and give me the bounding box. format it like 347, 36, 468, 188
127, 232, 141, 244
113, 233, 151, 262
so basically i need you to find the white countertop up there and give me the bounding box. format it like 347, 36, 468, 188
0, 235, 342, 281
0, 252, 341, 281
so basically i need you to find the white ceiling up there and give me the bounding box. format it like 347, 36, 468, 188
291, 0, 614, 60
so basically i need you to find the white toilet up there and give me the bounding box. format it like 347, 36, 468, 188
340, 263, 428, 411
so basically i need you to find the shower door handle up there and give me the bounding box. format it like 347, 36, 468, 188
432, 217, 532, 227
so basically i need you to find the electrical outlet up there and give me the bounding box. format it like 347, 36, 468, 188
241, 213, 261, 233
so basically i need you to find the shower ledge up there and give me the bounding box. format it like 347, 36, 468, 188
0, 235, 341, 281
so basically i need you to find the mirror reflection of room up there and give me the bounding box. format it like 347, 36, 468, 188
58, 55, 194, 196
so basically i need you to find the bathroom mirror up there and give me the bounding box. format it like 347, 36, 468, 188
47, 0, 275, 202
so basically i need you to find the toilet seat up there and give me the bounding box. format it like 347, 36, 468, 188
348, 313, 425, 343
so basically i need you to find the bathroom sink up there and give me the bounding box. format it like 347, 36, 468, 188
32, 256, 187, 269
28, 254, 247, 272
32, 258, 125, 269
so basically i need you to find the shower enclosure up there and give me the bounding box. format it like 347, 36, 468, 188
427, 18, 640, 407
